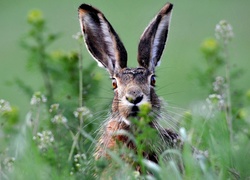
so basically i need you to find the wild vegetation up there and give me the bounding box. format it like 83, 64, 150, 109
0, 9, 250, 180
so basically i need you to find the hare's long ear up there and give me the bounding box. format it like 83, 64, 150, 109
137, 3, 173, 72
78, 4, 127, 75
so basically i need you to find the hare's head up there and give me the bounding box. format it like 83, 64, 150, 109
78, 3, 173, 123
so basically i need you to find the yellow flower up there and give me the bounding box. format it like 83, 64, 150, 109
50, 50, 66, 61
238, 108, 247, 119
27, 9, 44, 24
201, 38, 219, 55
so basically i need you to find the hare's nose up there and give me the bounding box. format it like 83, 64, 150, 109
126, 95, 143, 105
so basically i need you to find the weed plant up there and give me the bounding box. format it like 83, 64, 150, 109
0, 10, 249, 180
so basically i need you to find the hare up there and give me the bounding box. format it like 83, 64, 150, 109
78, 3, 180, 165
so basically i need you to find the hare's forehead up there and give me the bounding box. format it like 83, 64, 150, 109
114, 67, 151, 82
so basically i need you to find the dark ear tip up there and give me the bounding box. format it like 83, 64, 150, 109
78, 4, 101, 14
78, 4, 91, 11
169, 3, 174, 11
160, 3, 173, 15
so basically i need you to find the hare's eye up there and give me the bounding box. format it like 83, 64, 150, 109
112, 79, 117, 89
150, 75, 156, 86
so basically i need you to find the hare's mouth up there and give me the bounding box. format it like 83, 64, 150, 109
129, 106, 140, 117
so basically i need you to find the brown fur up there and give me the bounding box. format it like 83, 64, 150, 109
78, 2, 179, 167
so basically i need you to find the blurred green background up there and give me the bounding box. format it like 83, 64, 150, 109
1, 0, 250, 118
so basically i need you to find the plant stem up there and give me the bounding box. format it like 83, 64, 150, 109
68, 132, 80, 161
224, 45, 233, 143
35, 28, 53, 105
39, 49, 53, 105
33, 105, 41, 135
78, 40, 84, 126
68, 38, 84, 161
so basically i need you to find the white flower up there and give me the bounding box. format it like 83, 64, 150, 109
213, 76, 225, 92
215, 20, 234, 45
30, 92, 47, 105
49, 103, 59, 113
3, 157, 15, 172
73, 106, 92, 119
51, 114, 67, 124
0, 99, 12, 113
206, 94, 225, 110
33, 130, 54, 151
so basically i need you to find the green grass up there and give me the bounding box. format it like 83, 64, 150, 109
0, 1, 250, 179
